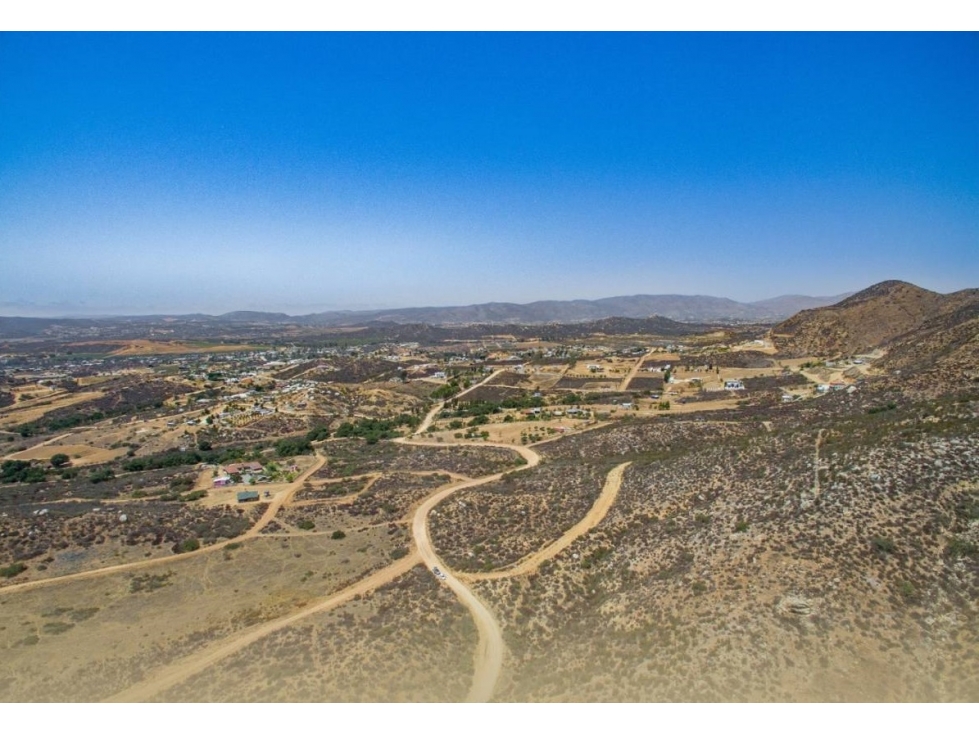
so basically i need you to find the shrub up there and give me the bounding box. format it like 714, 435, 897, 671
898, 580, 918, 601
872, 536, 896, 554
331, 530, 346, 540
175, 538, 201, 554
297, 519, 315, 531
0, 562, 28, 578
50, 453, 70, 468
88, 467, 115, 484
947, 537, 978, 558
734, 520, 749, 533
306, 425, 331, 442
42, 621, 74, 635
275, 437, 313, 457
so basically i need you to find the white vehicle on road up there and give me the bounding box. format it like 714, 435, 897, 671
432, 566, 447, 580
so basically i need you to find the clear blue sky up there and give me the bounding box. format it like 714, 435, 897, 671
1, 32, 976, 316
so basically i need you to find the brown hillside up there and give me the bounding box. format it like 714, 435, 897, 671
771, 280, 974, 358
875, 294, 979, 396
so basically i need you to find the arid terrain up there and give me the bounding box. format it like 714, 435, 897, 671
0, 280, 976, 702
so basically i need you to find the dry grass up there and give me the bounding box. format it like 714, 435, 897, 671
0, 528, 402, 701
152, 565, 476, 702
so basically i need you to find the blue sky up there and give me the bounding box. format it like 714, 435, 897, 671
1, 32, 976, 316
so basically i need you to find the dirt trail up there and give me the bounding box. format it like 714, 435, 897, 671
387, 435, 544, 700
413, 370, 501, 436
104, 551, 421, 702
0, 455, 326, 596
619, 352, 648, 391
458, 461, 631, 582
413, 478, 504, 701
407, 444, 540, 701
397, 436, 540, 468
813, 428, 825, 497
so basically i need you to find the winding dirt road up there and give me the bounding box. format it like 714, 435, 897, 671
10, 408, 628, 704
458, 461, 631, 582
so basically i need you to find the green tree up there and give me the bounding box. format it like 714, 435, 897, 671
50, 453, 70, 468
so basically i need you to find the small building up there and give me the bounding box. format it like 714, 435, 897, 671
236, 490, 260, 503
724, 380, 745, 390
225, 461, 264, 475
213, 475, 232, 487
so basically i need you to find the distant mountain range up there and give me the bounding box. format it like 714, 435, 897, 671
210, 292, 851, 327
0, 291, 856, 340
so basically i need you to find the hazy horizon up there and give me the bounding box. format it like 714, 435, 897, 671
2, 33, 977, 317
0, 287, 866, 319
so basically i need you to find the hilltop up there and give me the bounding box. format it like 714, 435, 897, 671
771, 280, 979, 358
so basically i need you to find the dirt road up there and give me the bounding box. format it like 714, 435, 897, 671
619, 351, 648, 391
401, 435, 539, 701
458, 461, 631, 581
107, 441, 539, 703
104, 551, 422, 702
413, 370, 501, 436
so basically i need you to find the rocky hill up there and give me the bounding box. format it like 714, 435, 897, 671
875, 295, 979, 396
771, 280, 979, 359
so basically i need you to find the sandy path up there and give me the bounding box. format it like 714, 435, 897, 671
397, 436, 540, 467
0, 455, 326, 596
8, 422, 571, 703
457, 461, 631, 582
103, 550, 422, 702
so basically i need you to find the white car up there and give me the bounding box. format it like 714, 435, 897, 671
432, 566, 447, 580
